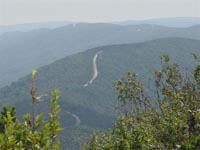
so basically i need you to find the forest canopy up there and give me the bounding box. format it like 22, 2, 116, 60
1, 54, 200, 150
0, 71, 62, 150
82, 54, 200, 150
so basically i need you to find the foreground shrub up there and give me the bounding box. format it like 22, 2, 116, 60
0, 70, 62, 150
83, 55, 200, 150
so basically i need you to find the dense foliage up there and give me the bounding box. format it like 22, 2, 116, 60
83, 55, 200, 150
1, 24, 200, 88
1, 38, 200, 150
0, 71, 62, 150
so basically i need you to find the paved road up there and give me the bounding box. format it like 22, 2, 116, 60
66, 111, 81, 126
84, 51, 102, 87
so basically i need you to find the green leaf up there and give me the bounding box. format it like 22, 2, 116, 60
32, 69, 38, 77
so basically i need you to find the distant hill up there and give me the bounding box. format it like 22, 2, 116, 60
1, 17, 200, 35
0, 37, 199, 149
115, 17, 200, 27
0, 21, 74, 35
1, 23, 200, 87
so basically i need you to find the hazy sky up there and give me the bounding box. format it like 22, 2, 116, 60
0, 0, 200, 25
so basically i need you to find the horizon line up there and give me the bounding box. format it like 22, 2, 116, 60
1, 16, 200, 26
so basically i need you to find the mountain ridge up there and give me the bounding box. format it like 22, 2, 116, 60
1, 17, 200, 35
1, 23, 200, 88
1, 37, 200, 149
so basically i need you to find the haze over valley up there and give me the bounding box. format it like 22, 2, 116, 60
1, 21, 200, 88
1, 35, 200, 149
0, 0, 200, 149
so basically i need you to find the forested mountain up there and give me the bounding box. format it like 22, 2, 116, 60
115, 17, 200, 27
0, 37, 200, 149
1, 17, 200, 35
1, 23, 200, 88
0, 21, 73, 35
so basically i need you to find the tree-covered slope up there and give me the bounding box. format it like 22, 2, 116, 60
1, 23, 200, 87
0, 37, 200, 149
0, 21, 74, 35
1, 17, 200, 35
115, 17, 200, 27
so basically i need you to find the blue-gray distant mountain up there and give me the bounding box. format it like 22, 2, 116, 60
1, 23, 200, 87
1, 17, 200, 35
115, 17, 200, 27
0, 37, 200, 150
0, 21, 74, 35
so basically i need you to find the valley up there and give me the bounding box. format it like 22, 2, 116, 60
0, 0, 200, 148
1, 23, 200, 88
1, 37, 200, 149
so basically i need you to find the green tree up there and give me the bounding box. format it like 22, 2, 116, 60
83, 54, 200, 150
0, 70, 62, 150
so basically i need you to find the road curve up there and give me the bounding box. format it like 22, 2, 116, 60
84, 51, 102, 87
66, 111, 81, 126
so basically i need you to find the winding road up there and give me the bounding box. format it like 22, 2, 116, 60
84, 51, 102, 87
66, 111, 81, 126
